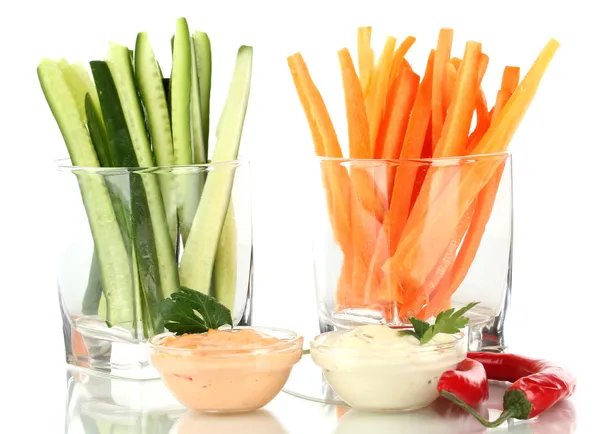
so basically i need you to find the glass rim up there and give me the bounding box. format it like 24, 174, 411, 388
310, 328, 465, 355
148, 326, 304, 356
54, 157, 250, 173
314, 151, 510, 165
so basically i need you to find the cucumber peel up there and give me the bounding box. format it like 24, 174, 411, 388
179, 46, 252, 294
192, 31, 212, 159
134, 32, 178, 250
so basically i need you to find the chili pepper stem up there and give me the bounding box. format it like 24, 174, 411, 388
439, 390, 516, 428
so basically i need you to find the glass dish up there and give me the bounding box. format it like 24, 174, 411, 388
56, 159, 253, 379
311, 153, 512, 351
310, 328, 467, 411
149, 326, 303, 412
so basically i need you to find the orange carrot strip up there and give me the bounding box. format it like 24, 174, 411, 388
502, 66, 520, 92
367, 36, 397, 155
366, 51, 435, 300
450, 57, 462, 70
432, 28, 454, 148
389, 36, 417, 83
419, 160, 506, 319
338, 48, 370, 159
434, 41, 481, 157
338, 47, 387, 223
466, 54, 491, 152
443, 63, 457, 113
287, 54, 352, 255
384, 39, 559, 294
375, 66, 420, 160
357, 26, 375, 94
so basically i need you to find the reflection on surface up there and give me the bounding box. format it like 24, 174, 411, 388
66, 368, 287, 434
172, 409, 286, 434
331, 382, 577, 434
65, 368, 185, 434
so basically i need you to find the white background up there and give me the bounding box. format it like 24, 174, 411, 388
0, 0, 598, 431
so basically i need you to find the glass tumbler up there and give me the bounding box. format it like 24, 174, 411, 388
311, 153, 512, 350
56, 159, 253, 379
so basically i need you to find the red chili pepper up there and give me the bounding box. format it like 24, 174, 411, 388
437, 358, 489, 407
439, 352, 576, 428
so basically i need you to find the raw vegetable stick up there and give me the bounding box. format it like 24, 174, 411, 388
388, 36, 417, 83
357, 26, 375, 93
443, 63, 457, 115
134, 32, 179, 251
385, 39, 559, 292
192, 31, 212, 157
366, 36, 397, 155
171, 18, 200, 245
338, 48, 370, 159
374, 65, 420, 160
432, 28, 454, 147
38, 59, 134, 326
179, 46, 253, 295
434, 41, 481, 157
287, 53, 353, 255
365, 50, 435, 301
105, 45, 179, 300
422, 68, 520, 317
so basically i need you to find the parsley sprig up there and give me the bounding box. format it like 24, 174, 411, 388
160, 287, 233, 335
399, 302, 479, 344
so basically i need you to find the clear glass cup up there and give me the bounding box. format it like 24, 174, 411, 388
311, 153, 512, 351
56, 159, 253, 379
149, 327, 304, 412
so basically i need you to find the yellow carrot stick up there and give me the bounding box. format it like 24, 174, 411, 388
357, 26, 375, 93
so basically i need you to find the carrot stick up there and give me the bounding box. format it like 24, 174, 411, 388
287, 54, 352, 255
366, 36, 397, 155
466, 54, 491, 152
375, 65, 420, 160
365, 51, 435, 298
338, 48, 370, 159
432, 28, 454, 148
389, 36, 417, 83
450, 57, 462, 70
443, 63, 457, 114
419, 159, 506, 319
423, 67, 521, 317
384, 39, 559, 293
434, 41, 481, 157
357, 26, 375, 94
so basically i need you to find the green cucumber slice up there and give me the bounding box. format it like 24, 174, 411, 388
91, 61, 178, 332
213, 202, 237, 310
38, 59, 133, 325
97, 52, 180, 300
192, 31, 211, 159
179, 46, 252, 294
190, 38, 206, 164
134, 32, 178, 250
172, 18, 200, 244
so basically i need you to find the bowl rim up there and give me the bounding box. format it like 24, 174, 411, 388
309, 326, 466, 356
148, 326, 304, 356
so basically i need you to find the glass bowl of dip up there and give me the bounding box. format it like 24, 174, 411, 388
149, 326, 303, 412
310, 324, 467, 412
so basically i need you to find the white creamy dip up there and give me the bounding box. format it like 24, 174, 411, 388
310, 324, 467, 411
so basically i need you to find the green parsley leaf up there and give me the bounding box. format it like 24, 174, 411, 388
397, 302, 479, 344
160, 287, 233, 335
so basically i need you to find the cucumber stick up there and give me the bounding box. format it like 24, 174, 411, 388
134, 32, 179, 251
172, 18, 200, 244
192, 31, 211, 161
179, 46, 253, 294
213, 202, 237, 310
91, 60, 178, 333
190, 38, 206, 165
38, 59, 134, 326
104, 46, 179, 299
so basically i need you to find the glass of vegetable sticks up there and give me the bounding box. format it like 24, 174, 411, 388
311, 152, 512, 350
55, 160, 253, 379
